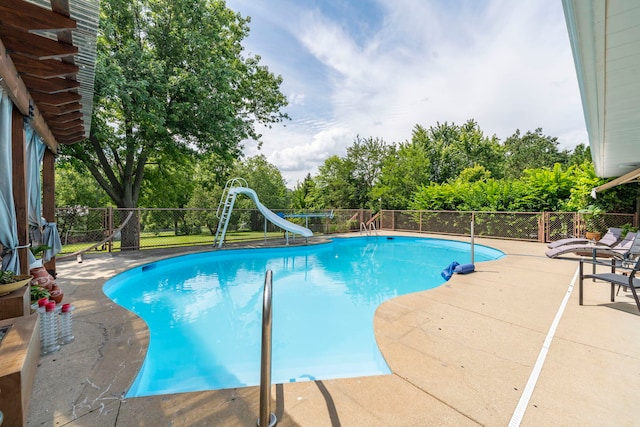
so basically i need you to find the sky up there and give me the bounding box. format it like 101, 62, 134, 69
225, 0, 587, 188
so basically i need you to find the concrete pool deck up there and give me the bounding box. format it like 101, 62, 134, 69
26, 232, 640, 426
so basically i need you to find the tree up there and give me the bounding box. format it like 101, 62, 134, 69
313, 155, 357, 208
311, 136, 389, 209
139, 151, 196, 209
511, 164, 574, 211
567, 143, 592, 166
55, 159, 110, 208
230, 155, 288, 230
290, 174, 319, 210
232, 155, 288, 208
63, 0, 288, 249
411, 120, 504, 183
185, 153, 231, 235
373, 142, 431, 210
345, 136, 390, 208
503, 128, 570, 179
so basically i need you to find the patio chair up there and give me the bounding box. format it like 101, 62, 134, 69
545, 232, 637, 259
579, 256, 640, 313
547, 227, 622, 249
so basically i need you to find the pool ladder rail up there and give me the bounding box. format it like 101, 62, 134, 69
258, 270, 277, 427
360, 221, 378, 237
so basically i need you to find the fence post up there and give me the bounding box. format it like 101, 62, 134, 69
107, 207, 113, 252
137, 208, 141, 250
470, 213, 475, 264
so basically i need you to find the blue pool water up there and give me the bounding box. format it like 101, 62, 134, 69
103, 236, 503, 397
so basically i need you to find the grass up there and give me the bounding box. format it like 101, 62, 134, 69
59, 230, 292, 254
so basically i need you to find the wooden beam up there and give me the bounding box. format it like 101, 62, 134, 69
38, 102, 81, 116
55, 130, 85, 141
21, 75, 80, 94
42, 149, 56, 274
49, 118, 82, 130
0, 0, 76, 31
0, 37, 58, 153
50, 0, 72, 15
56, 134, 86, 144
10, 54, 79, 79
31, 91, 81, 106
0, 29, 78, 60
52, 125, 83, 136
11, 108, 29, 275
42, 110, 82, 124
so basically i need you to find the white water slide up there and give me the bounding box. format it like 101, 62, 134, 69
214, 183, 313, 247
232, 187, 313, 237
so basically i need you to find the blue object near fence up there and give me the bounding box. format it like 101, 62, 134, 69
454, 263, 475, 274
441, 261, 460, 281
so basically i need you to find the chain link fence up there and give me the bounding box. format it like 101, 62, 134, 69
380, 210, 637, 241
55, 207, 638, 254
56, 208, 365, 254
381, 210, 542, 239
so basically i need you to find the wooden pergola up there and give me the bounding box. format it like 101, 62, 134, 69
0, 0, 98, 274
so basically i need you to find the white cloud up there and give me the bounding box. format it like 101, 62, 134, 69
288, 92, 305, 106
231, 0, 588, 187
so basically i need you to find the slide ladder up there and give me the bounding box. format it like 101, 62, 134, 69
214, 178, 247, 248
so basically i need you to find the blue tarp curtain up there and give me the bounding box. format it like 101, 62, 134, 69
25, 123, 61, 263
0, 87, 21, 273
0, 89, 60, 273
26, 124, 46, 243
42, 222, 62, 263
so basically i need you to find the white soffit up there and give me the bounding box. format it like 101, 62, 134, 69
563, 0, 640, 178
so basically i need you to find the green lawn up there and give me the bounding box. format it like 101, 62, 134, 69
59, 230, 293, 254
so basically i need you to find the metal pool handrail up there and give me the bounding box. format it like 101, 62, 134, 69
258, 270, 277, 427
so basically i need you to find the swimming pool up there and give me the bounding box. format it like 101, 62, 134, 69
103, 236, 504, 397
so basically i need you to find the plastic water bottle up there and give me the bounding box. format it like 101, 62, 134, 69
37, 298, 48, 348
41, 302, 60, 355
59, 303, 75, 344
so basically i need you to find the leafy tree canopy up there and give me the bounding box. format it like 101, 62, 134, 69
63, 0, 288, 210
232, 154, 288, 209
59, 0, 289, 248
290, 173, 320, 210
55, 160, 111, 208
503, 128, 569, 179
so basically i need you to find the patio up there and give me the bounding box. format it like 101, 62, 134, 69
26, 233, 640, 426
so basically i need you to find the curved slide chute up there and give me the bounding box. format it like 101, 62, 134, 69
231, 187, 313, 238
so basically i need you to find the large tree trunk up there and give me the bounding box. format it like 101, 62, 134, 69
120, 210, 139, 251
73, 136, 147, 251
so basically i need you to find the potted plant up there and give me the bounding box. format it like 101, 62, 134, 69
30, 285, 50, 304
579, 204, 605, 240
0, 270, 33, 297
29, 285, 51, 313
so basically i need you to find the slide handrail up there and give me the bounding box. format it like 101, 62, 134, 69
217, 177, 247, 218
258, 270, 277, 427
